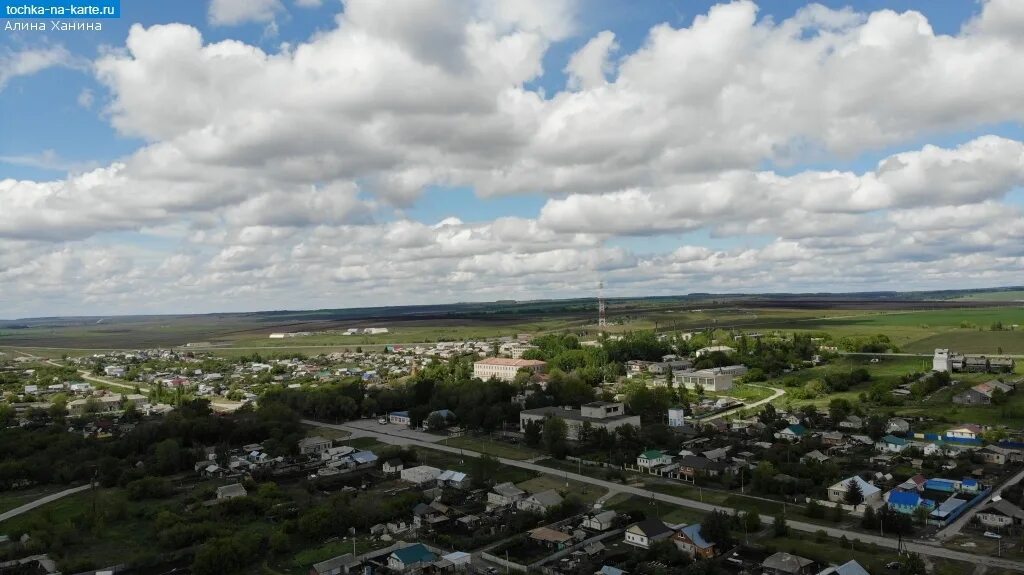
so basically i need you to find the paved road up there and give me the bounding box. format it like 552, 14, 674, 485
699, 385, 785, 422
0, 484, 92, 523
304, 419, 1024, 572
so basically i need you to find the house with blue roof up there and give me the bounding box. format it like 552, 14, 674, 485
960, 478, 980, 494
818, 560, 871, 575
597, 566, 626, 575
389, 411, 411, 426
930, 495, 971, 524
776, 424, 806, 441
387, 543, 436, 572
350, 451, 378, 466
924, 478, 960, 493
875, 434, 909, 453
886, 490, 936, 515
672, 523, 717, 559
430, 409, 456, 421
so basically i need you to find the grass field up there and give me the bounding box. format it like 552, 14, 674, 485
766, 536, 973, 575
0, 486, 64, 514
442, 436, 540, 460
957, 290, 1024, 302
604, 493, 706, 525
0, 486, 207, 569
515, 475, 605, 504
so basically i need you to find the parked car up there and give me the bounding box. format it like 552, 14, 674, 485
378, 417, 387, 424
984, 531, 1003, 539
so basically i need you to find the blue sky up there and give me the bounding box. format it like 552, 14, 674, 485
1, 0, 1023, 317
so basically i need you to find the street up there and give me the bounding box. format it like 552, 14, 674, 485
304, 418, 1024, 572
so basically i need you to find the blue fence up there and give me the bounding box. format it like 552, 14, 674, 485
914, 432, 983, 446
940, 487, 992, 526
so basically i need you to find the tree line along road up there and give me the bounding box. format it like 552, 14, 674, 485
303, 419, 1024, 572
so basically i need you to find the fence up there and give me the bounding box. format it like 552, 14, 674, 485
806, 497, 870, 517
480, 551, 529, 573
533, 528, 626, 573
939, 487, 993, 526
566, 456, 618, 469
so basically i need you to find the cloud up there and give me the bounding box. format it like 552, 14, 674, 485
4, 0, 1024, 316
564, 30, 617, 90
0, 46, 75, 91
0, 150, 97, 173
208, 0, 283, 26
76, 88, 95, 109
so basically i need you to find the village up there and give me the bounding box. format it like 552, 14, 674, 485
3, 332, 1024, 575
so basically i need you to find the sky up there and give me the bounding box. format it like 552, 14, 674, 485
1, 0, 1023, 318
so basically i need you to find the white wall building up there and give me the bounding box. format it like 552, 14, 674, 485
668, 406, 687, 427
933, 349, 952, 372
519, 402, 641, 440
473, 358, 547, 382
675, 369, 734, 392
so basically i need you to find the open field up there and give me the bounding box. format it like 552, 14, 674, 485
2, 292, 1022, 353
766, 536, 974, 575
957, 290, 1024, 302
0, 486, 64, 514
515, 475, 605, 504
442, 435, 540, 460
603, 493, 706, 525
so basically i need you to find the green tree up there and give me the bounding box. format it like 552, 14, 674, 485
426, 411, 447, 430
899, 552, 927, 575
806, 499, 824, 519
542, 416, 568, 458
743, 509, 761, 533
0, 403, 14, 427
992, 388, 1008, 405
844, 479, 864, 505
700, 510, 733, 547
861, 505, 878, 529
523, 419, 542, 447
154, 438, 182, 474
772, 514, 788, 536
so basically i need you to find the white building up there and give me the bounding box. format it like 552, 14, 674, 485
68, 393, 147, 416
624, 519, 674, 549
695, 346, 735, 357
668, 406, 687, 427
388, 411, 411, 426
473, 358, 547, 382
509, 343, 537, 359
933, 349, 952, 373
400, 465, 442, 485
827, 476, 882, 506
519, 402, 641, 440
674, 369, 734, 392
298, 436, 332, 456
104, 365, 126, 378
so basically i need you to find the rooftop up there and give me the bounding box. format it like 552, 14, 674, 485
475, 358, 547, 367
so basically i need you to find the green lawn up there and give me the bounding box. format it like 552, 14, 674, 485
0, 486, 64, 515
515, 475, 605, 504
904, 329, 1024, 354
442, 436, 540, 460
957, 290, 1024, 302
272, 537, 389, 575
765, 535, 973, 574
308, 427, 351, 441
342, 437, 387, 450
604, 493, 705, 525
